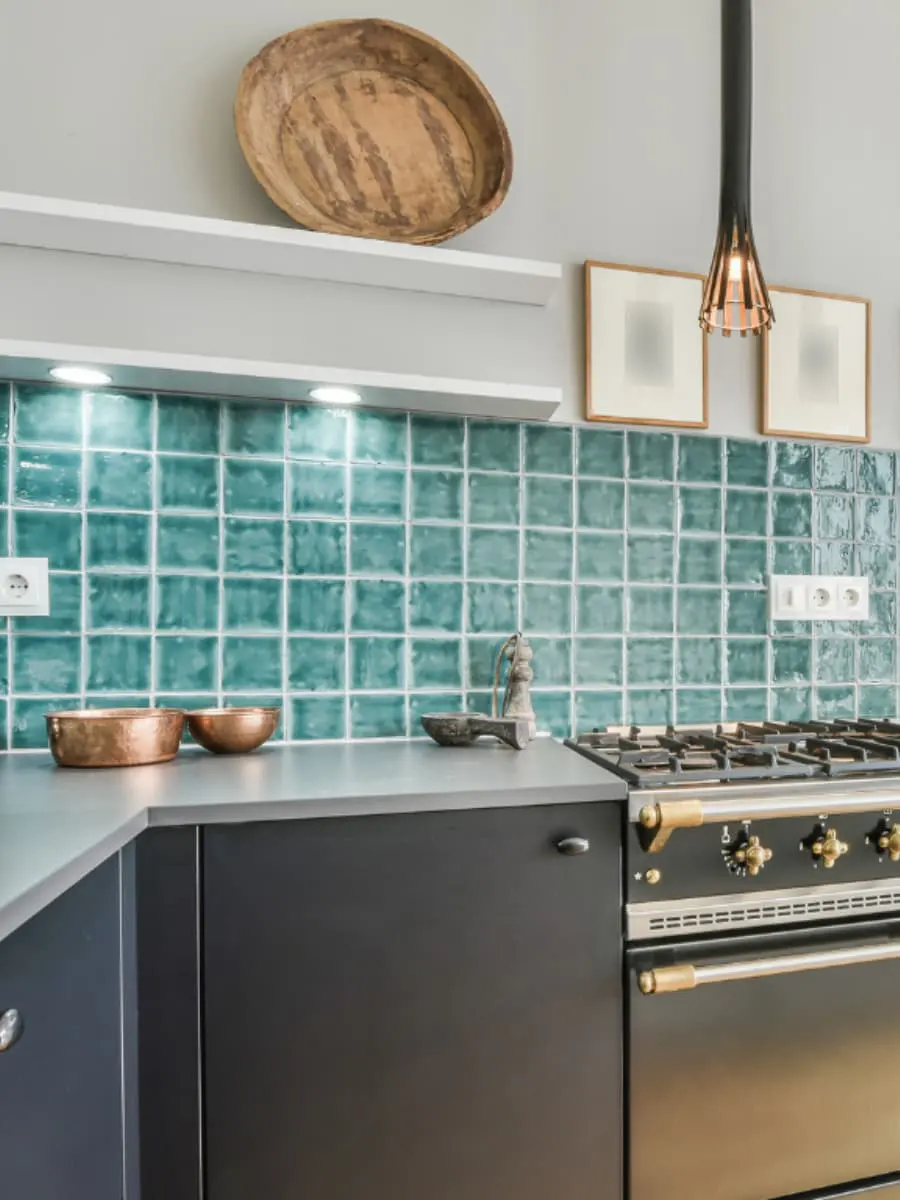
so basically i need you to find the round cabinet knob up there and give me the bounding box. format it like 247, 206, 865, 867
555, 837, 590, 856
732, 835, 773, 877
878, 824, 900, 862
812, 828, 850, 869
0, 1009, 23, 1053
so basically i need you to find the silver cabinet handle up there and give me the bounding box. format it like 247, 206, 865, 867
0, 1009, 23, 1052
556, 837, 590, 856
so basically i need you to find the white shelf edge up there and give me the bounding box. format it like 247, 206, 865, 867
0, 191, 562, 307
0, 339, 561, 422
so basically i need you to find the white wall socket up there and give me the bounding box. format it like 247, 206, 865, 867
769, 574, 869, 622
0, 557, 50, 616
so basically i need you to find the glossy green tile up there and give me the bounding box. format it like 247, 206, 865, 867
677, 588, 723, 635
678, 538, 722, 585
224, 402, 284, 457
289, 520, 346, 576
678, 487, 721, 534
288, 406, 349, 461
577, 585, 624, 634
410, 470, 460, 521
626, 688, 673, 725
576, 532, 624, 582
725, 687, 768, 721
627, 637, 673, 685
816, 638, 855, 683
772, 442, 813, 490
773, 491, 812, 538
409, 581, 463, 632
863, 592, 897, 636
225, 518, 284, 574
577, 429, 624, 478
14, 385, 82, 446
627, 432, 674, 481
467, 421, 519, 472
288, 637, 346, 691
87, 451, 151, 510
13, 573, 82, 633
815, 446, 855, 492
860, 686, 898, 718
350, 637, 404, 690
0, 698, 5, 746
628, 535, 674, 584
574, 638, 622, 687
0, 510, 6, 555
223, 577, 283, 630
629, 483, 674, 531
410, 639, 462, 689
675, 688, 723, 724
773, 541, 813, 575
0, 444, 7, 499
726, 638, 767, 684
770, 687, 813, 722
858, 450, 895, 496
628, 587, 674, 633
410, 415, 463, 468
726, 589, 768, 635
158, 454, 219, 511
726, 439, 769, 487
290, 695, 346, 741
526, 476, 573, 528
524, 530, 572, 581
574, 690, 622, 730
351, 410, 407, 465
13, 509, 82, 569
350, 521, 406, 576
288, 578, 346, 634
725, 489, 768, 536
725, 538, 768, 585
858, 496, 896, 543
529, 637, 571, 686
467, 583, 518, 633
408, 693, 464, 733
816, 685, 855, 720
677, 638, 721, 685
351, 580, 405, 633
859, 638, 896, 683
856, 543, 897, 590
88, 574, 150, 629
469, 528, 519, 580
88, 513, 151, 569
523, 584, 571, 633
14, 698, 76, 748
87, 391, 152, 450
14, 448, 82, 507
816, 540, 854, 575
525, 425, 572, 475
578, 480, 625, 530
13, 635, 81, 693
290, 462, 346, 517
466, 638, 507, 688
224, 458, 284, 516
410, 524, 460, 577
468, 472, 520, 526
157, 396, 220, 454
222, 636, 282, 691
157, 514, 217, 572
0, 383, 8, 439
772, 637, 811, 683
157, 575, 219, 631
350, 694, 406, 738
532, 691, 574, 737
155, 635, 218, 692
678, 435, 722, 483
86, 634, 150, 692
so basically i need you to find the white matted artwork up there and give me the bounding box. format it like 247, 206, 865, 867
762, 285, 871, 443
584, 261, 708, 428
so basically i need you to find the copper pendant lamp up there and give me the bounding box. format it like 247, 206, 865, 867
700, 0, 773, 336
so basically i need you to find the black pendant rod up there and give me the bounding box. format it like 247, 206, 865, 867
720, 0, 753, 223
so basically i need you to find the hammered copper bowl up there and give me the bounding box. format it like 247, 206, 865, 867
45, 708, 185, 768
185, 707, 281, 754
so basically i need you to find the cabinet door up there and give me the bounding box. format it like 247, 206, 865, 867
0, 856, 123, 1199
204, 804, 621, 1200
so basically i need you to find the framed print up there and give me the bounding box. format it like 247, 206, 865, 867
761, 285, 871, 443
584, 260, 708, 428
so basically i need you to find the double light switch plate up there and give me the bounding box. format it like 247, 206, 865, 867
769, 575, 869, 622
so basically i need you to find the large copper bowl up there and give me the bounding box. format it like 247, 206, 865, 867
185, 707, 281, 754
46, 708, 185, 768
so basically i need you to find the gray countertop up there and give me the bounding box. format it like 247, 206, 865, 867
0, 738, 623, 943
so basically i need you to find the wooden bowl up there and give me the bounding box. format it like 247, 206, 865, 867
45, 708, 185, 768
185, 707, 281, 755
234, 18, 513, 245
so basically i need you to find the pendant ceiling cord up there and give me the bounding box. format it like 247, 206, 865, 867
700, 0, 773, 336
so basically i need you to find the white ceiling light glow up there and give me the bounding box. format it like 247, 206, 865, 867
49, 365, 113, 386
308, 386, 362, 406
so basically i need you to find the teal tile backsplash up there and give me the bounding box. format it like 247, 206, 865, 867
3, 378, 900, 750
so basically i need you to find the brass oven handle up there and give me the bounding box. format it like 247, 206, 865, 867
639, 940, 900, 995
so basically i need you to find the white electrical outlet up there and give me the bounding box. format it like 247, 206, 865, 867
769, 574, 869, 622
0, 558, 50, 616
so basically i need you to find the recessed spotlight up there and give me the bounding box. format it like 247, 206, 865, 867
308, 386, 362, 406
49, 365, 112, 386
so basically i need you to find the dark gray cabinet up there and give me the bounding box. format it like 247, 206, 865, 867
204, 803, 622, 1200
0, 856, 123, 1199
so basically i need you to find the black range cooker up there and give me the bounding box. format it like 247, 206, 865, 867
568, 720, 900, 1200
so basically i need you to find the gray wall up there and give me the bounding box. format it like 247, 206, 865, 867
1, 0, 897, 441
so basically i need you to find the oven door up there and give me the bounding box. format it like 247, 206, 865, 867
628, 919, 900, 1200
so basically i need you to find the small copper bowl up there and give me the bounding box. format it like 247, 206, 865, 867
46, 708, 185, 768
185, 707, 281, 754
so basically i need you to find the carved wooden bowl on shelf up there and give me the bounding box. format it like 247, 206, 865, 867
234, 18, 513, 245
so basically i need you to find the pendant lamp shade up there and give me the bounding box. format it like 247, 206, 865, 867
700, 0, 773, 336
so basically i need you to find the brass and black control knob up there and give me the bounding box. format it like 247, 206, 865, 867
811, 827, 850, 869
876, 822, 900, 862
728, 833, 773, 877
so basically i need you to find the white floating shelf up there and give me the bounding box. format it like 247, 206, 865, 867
0, 339, 561, 422
0, 192, 562, 307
